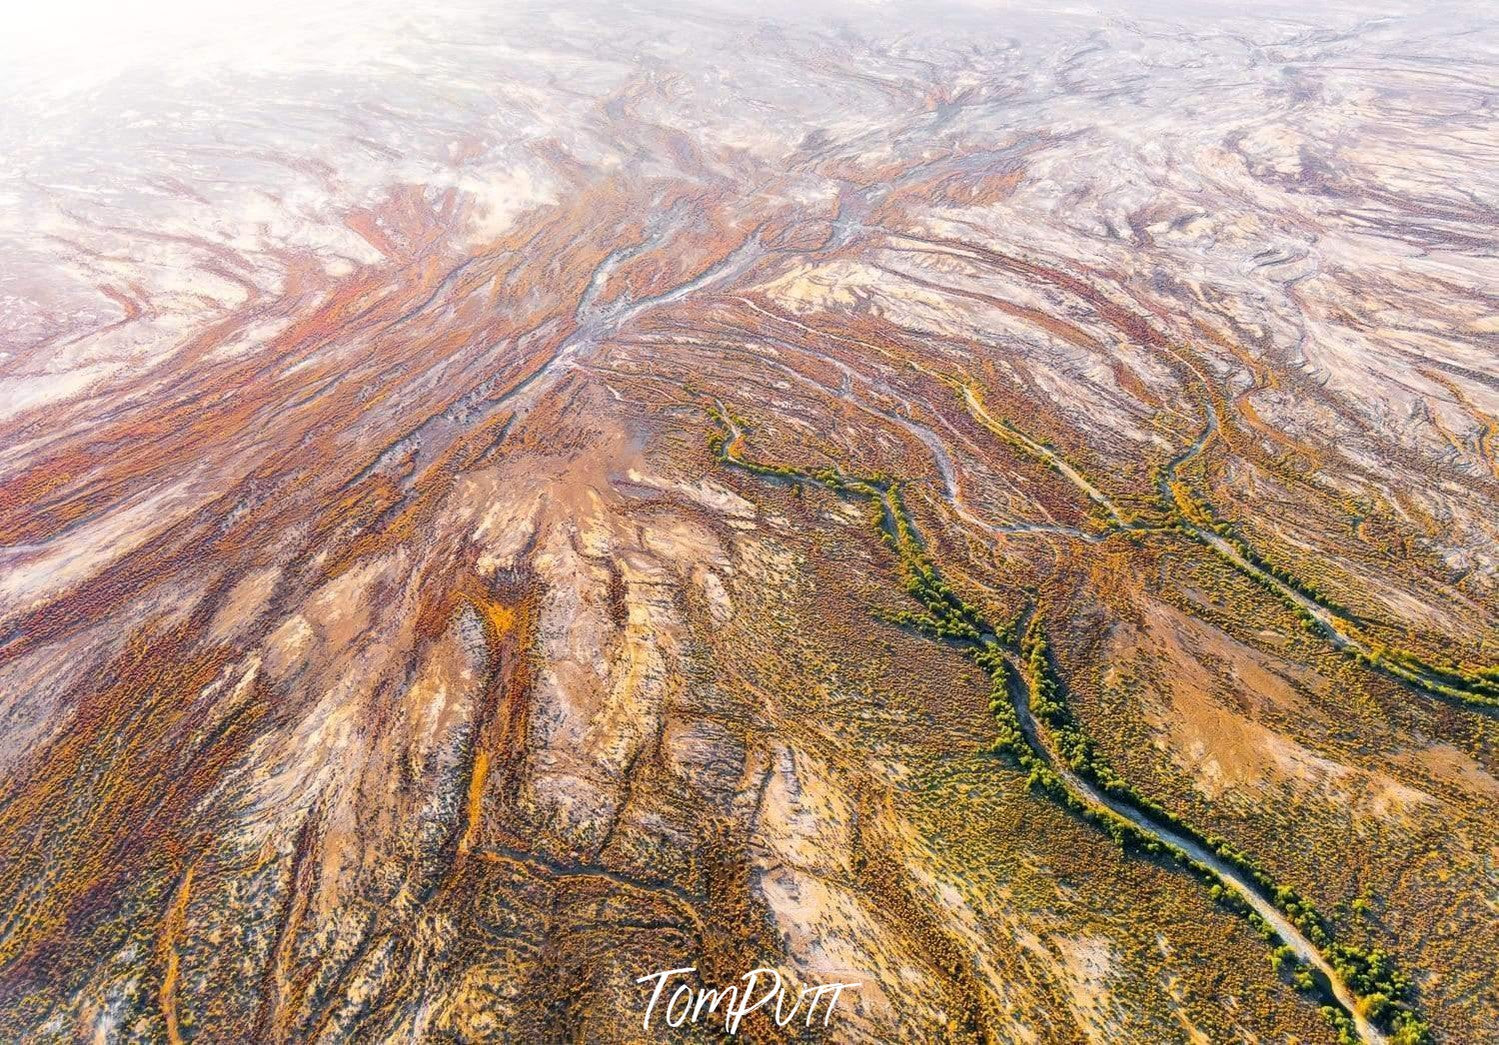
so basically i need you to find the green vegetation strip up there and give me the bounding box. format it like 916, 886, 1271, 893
962, 375, 1497, 709
709, 404, 1431, 1045
957, 374, 1497, 710
1161, 468, 1499, 710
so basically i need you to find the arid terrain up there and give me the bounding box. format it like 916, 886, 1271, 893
1, 0, 1496, 1041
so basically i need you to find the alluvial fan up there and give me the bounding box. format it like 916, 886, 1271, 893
0, 1, 1496, 1041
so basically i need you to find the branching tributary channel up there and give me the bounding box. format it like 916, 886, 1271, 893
1145, 356, 1499, 710
710, 401, 1426, 1045
959, 365, 1497, 710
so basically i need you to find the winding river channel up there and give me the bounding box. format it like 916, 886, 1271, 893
714, 405, 1387, 1045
